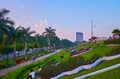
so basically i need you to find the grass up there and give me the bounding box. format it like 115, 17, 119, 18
1, 43, 120, 79
53, 49, 70, 62
86, 67, 120, 79
60, 57, 120, 79
80, 45, 118, 60
76, 43, 93, 51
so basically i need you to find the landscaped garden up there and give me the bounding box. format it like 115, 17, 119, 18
1, 38, 120, 79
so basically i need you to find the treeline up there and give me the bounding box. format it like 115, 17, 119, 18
0, 8, 74, 62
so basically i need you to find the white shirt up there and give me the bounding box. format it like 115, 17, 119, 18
30, 71, 35, 78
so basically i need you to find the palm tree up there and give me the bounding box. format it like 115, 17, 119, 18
21, 27, 36, 56
9, 26, 22, 64
42, 27, 56, 53
0, 8, 14, 44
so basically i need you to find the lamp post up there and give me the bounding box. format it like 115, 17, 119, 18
91, 20, 96, 38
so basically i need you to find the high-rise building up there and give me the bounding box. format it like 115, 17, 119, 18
76, 32, 83, 42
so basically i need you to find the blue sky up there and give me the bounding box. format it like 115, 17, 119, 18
1, 0, 120, 41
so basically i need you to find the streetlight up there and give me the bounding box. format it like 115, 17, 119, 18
91, 20, 96, 38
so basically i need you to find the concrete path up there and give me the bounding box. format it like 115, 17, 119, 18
0, 50, 61, 77
74, 63, 120, 79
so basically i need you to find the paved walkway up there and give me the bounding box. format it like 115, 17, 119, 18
0, 50, 61, 77
74, 63, 120, 79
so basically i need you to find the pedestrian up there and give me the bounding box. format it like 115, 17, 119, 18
32, 56, 36, 62
27, 69, 35, 79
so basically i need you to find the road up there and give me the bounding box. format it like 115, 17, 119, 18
0, 49, 61, 77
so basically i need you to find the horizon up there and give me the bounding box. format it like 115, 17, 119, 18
1, 0, 120, 41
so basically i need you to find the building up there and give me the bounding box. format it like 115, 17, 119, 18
76, 32, 83, 42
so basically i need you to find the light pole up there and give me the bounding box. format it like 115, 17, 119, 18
91, 20, 95, 38
91, 20, 93, 38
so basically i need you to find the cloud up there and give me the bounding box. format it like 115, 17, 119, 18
32, 19, 48, 35
34, 19, 48, 29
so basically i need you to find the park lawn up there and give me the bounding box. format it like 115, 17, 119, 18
53, 49, 71, 62
80, 45, 119, 60
85, 67, 120, 79
60, 57, 120, 79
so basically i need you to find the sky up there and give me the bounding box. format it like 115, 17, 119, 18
0, 0, 120, 41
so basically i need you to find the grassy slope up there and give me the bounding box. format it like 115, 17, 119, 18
60, 57, 120, 79
1, 43, 119, 79
81, 45, 118, 60
86, 67, 120, 79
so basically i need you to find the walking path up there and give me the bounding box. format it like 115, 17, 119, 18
0, 50, 61, 77
51, 54, 120, 79
74, 63, 120, 79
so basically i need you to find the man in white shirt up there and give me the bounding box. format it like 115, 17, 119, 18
30, 69, 35, 78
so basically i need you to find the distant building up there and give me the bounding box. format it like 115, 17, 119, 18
76, 32, 83, 42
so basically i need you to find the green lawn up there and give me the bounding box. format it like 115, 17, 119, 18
60, 57, 120, 79
86, 67, 120, 79
81, 45, 118, 60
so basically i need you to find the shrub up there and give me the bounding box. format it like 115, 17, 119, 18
38, 56, 87, 79
104, 38, 120, 45
107, 46, 120, 56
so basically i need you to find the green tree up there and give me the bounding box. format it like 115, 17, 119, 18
0, 8, 14, 44
42, 27, 56, 53
21, 27, 36, 56
112, 29, 120, 35
9, 26, 22, 64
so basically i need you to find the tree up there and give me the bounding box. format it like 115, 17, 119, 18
59, 39, 74, 51
0, 8, 14, 44
112, 29, 120, 39
112, 29, 120, 35
9, 26, 22, 64
51, 36, 60, 51
42, 27, 56, 53
21, 27, 36, 56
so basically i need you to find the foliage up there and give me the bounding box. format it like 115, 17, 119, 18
59, 39, 74, 49
104, 38, 120, 45
38, 56, 87, 79
112, 28, 120, 34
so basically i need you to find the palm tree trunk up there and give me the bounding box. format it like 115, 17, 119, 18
25, 43, 27, 57
13, 40, 16, 65
48, 38, 51, 53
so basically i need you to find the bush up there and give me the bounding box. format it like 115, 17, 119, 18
104, 38, 120, 45
87, 54, 101, 64
38, 56, 87, 79
107, 46, 120, 56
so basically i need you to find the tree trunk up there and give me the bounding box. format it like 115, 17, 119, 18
48, 38, 51, 53
25, 43, 27, 57
13, 40, 16, 65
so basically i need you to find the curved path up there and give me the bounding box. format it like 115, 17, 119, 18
51, 54, 120, 79
75, 63, 120, 79
0, 50, 61, 77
